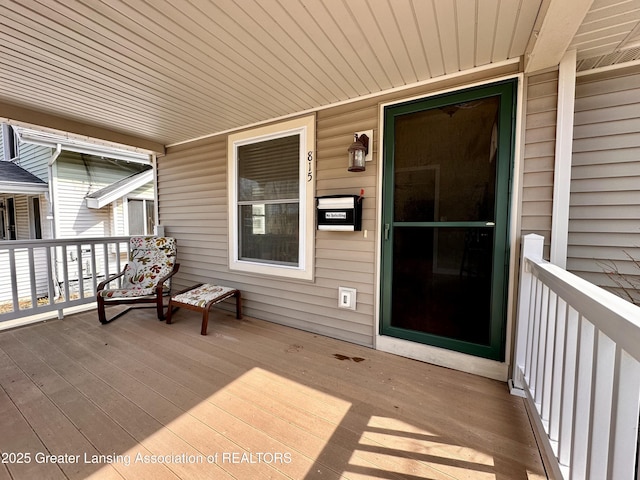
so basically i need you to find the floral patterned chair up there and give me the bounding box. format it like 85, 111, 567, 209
97, 236, 180, 324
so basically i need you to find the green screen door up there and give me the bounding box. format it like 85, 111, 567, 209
380, 80, 516, 360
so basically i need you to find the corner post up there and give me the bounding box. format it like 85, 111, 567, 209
510, 234, 544, 395
550, 49, 577, 268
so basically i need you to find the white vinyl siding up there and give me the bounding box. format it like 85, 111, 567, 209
15, 142, 51, 181
129, 182, 154, 199
0, 193, 49, 302
54, 152, 149, 239
569, 66, 640, 304
113, 198, 126, 236
15, 196, 30, 240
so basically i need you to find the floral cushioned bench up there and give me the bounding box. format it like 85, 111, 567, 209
166, 283, 242, 335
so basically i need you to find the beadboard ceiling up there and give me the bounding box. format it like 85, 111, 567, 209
1, 0, 640, 150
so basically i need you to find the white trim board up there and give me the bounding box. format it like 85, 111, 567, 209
376, 336, 509, 382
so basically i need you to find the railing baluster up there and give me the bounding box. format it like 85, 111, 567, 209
8, 248, 19, 312
90, 243, 97, 295
524, 271, 537, 386
115, 241, 122, 288
570, 317, 596, 480
559, 306, 579, 470
535, 284, 550, 410
0, 236, 132, 323
28, 247, 37, 309
608, 349, 640, 480
61, 245, 69, 303
588, 331, 616, 479
530, 277, 543, 398
103, 241, 110, 280
76, 244, 84, 299
46, 245, 54, 307
550, 297, 568, 444
542, 290, 558, 427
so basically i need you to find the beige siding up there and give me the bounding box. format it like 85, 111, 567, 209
569, 66, 640, 303
521, 71, 558, 260
160, 129, 376, 345
314, 100, 378, 339
159, 66, 521, 347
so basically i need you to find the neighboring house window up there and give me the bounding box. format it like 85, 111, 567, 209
0, 201, 5, 240
2, 124, 19, 161
6, 197, 16, 240
127, 198, 155, 235
30, 196, 42, 239
228, 115, 315, 280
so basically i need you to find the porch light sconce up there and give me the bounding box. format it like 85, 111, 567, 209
348, 130, 372, 172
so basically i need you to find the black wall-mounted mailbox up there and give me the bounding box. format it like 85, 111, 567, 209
317, 195, 363, 231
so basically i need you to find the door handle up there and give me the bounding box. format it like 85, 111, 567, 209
384, 224, 390, 240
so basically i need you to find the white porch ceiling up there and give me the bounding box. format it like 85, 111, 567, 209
1, 0, 640, 149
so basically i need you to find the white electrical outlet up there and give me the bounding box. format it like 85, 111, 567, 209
338, 287, 357, 310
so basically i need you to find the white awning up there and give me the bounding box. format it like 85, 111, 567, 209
85, 169, 153, 209
13, 126, 152, 165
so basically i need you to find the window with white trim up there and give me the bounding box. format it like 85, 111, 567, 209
228, 115, 315, 280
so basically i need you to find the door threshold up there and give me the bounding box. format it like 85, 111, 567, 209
376, 335, 509, 382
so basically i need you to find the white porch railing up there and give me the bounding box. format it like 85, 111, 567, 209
0, 236, 131, 323
512, 234, 640, 480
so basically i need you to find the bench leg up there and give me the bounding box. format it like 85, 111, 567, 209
201, 308, 210, 336
166, 301, 174, 324
235, 291, 242, 319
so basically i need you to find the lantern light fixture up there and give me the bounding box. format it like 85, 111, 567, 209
347, 131, 372, 172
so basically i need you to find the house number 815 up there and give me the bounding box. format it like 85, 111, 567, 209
307, 151, 313, 182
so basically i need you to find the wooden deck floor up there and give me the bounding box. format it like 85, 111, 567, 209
0, 306, 547, 480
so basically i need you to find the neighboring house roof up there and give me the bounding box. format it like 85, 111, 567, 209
0, 161, 48, 194
13, 126, 151, 165
85, 168, 154, 209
